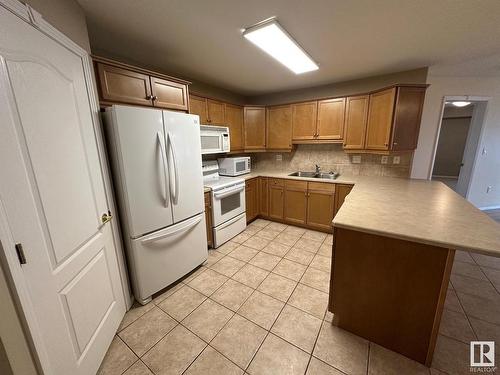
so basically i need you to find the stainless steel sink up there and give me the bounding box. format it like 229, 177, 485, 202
288, 171, 339, 180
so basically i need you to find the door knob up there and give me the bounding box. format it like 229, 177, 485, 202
101, 210, 113, 225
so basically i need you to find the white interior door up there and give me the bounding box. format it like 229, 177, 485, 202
163, 111, 205, 223
0, 6, 125, 375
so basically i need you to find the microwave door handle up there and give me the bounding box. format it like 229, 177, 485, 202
157, 132, 169, 208
213, 185, 244, 200
167, 132, 180, 204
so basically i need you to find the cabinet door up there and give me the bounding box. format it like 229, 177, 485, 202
97, 63, 152, 106
150, 77, 188, 110
244, 107, 266, 150
365, 88, 396, 150
343, 95, 369, 150
334, 184, 353, 216
259, 177, 269, 217
317, 98, 346, 140
189, 95, 208, 123
245, 178, 259, 222
267, 105, 292, 150
391, 86, 426, 151
225, 104, 244, 152
204, 192, 213, 248
207, 99, 225, 125
292, 101, 318, 140
268, 179, 284, 220
307, 182, 335, 231
284, 180, 308, 225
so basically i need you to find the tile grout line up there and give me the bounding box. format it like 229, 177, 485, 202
112, 224, 333, 374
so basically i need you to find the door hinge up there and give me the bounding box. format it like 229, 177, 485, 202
15, 243, 27, 265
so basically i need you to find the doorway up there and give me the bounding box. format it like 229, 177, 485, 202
431, 97, 488, 198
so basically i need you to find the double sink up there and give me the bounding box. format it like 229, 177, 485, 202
288, 171, 340, 180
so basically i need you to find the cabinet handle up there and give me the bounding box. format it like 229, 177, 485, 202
393, 142, 398, 146
152, 95, 158, 101
146, 95, 152, 100
384, 143, 389, 146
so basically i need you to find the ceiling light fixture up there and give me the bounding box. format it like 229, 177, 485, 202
243, 18, 319, 74
450, 101, 471, 107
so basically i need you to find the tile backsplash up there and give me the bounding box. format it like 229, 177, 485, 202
250, 144, 412, 178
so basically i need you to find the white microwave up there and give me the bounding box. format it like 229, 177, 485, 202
200, 125, 230, 154
218, 157, 251, 176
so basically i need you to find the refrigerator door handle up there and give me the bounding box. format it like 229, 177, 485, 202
157, 131, 169, 208
140, 215, 202, 244
167, 132, 180, 204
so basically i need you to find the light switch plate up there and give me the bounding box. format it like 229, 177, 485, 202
352, 155, 361, 164
393, 156, 400, 165
381, 156, 388, 164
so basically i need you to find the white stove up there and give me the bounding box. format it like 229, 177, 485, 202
202, 161, 246, 247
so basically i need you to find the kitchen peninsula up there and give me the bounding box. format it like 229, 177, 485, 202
239, 170, 500, 366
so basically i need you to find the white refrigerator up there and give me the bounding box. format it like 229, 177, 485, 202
104, 105, 207, 305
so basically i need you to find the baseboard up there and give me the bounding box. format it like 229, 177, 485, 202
479, 205, 500, 211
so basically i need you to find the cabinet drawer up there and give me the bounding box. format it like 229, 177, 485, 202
269, 178, 284, 187
285, 180, 308, 190
308, 181, 335, 193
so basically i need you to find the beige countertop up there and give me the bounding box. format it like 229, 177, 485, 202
242, 170, 500, 256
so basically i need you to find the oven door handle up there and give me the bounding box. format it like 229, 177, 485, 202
213, 185, 244, 200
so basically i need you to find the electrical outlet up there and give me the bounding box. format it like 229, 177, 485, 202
352, 155, 361, 164
487, 186, 493, 193
393, 156, 400, 165
381, 156, 388, 164
276, 154, 282, 162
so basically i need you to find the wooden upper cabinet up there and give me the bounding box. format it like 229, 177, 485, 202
365, 88, 397, 150
97, 63, 152, 106
267, 105, 292, 150
244, 106, 266, 150
151, 77, 188, 110
292, 101, 318, 140
307, 182, 335, 231
390, 86, 426, 151
189, 95, 208, 123
343, 95, 369, 150
317, 98, 346, 140
284, 180, 308, 225
207, 99, 225, 125
224, 103, 244, 152
94, 58, 190, 110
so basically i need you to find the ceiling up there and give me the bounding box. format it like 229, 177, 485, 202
78, 0, 500, 96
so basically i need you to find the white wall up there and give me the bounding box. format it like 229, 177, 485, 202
412, 74, 500, 209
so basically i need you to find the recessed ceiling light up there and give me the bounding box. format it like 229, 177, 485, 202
451, 101, 471, 107
243, 18, 319, 74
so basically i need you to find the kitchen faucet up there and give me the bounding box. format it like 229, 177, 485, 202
315, 164, 321, 175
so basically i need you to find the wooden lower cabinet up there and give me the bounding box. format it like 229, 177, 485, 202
245, 178, 259, 223
335, 184, 353, 216
259, 177, 269, 217
284, 180, 308, 225
204, 191, 213, 248
243, 177, 352, 232
268, 179, 284, 220
307, 182, 336, 231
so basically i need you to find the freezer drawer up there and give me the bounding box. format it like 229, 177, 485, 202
128, 213, 207, 304
213, 212, 246, 248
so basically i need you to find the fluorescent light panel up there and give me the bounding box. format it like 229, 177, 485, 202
243, 19, 318, 74
451, 101, 471, 107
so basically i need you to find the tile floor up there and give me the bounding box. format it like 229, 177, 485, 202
98, 220, 500, 375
